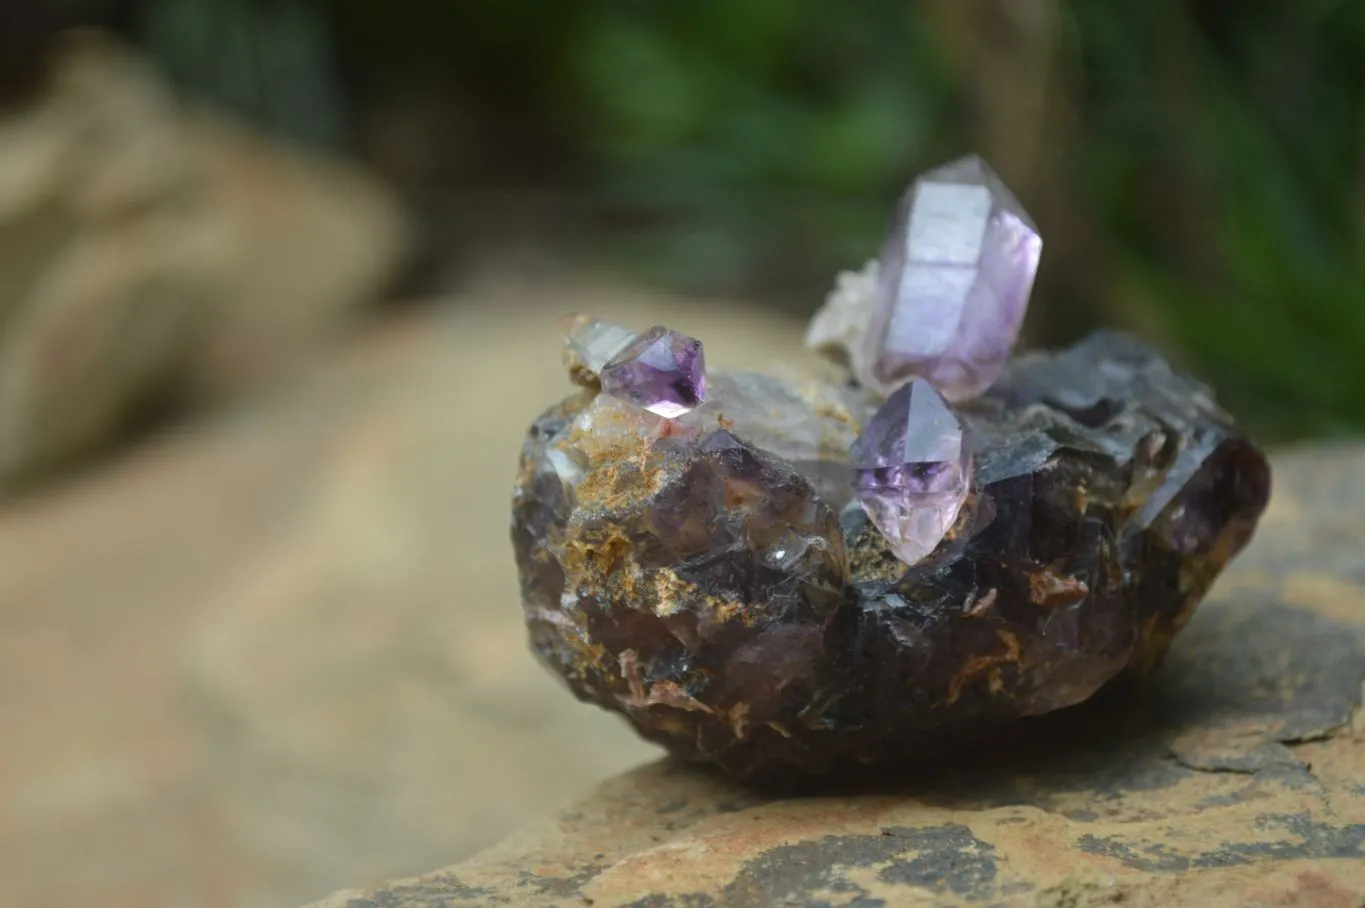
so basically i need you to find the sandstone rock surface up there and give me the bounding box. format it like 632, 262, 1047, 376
0, 32, 408, 491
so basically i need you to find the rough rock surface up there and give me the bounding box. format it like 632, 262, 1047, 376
313, 442, 1365, 907
0, 32, 408, 491
512, 331, 1270, 779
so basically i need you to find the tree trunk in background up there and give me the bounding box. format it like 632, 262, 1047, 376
922, 0, 1139, 345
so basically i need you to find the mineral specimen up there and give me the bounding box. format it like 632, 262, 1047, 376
851, 378, 971, 565
860, 155, 1042, 400
600, 325, 708, 418
511, 330, 1269, 780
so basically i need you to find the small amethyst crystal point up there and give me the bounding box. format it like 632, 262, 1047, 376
863, 155, 1042, 400
600, 325, 707, 418
851, 378, 970, 566
563, 316, 635, 387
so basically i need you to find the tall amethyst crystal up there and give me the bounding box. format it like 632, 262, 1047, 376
851, 378, 970, 566
862, 155, 1042, 400
600, 325, 707, 418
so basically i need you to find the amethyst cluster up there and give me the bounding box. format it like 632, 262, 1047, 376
512, 156, 1270, 780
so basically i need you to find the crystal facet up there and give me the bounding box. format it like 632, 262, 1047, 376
563, 316, 636, 386
600, 325, 707, 418
863, 155, 1042, 400
851, 378, 970, 565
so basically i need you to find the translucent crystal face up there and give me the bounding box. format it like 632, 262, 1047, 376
862, 155, 1042, 401
563, 316, 636, 383
600, 325, 708, 418
850, 378, 970, 565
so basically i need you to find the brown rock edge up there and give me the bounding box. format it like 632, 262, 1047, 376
310, 444, 1365, 908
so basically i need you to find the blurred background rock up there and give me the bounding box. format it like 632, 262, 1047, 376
0, 31, 407, 490
0, 2, 1361, 907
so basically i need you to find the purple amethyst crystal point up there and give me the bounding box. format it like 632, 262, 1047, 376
851, 377, 970, 566
863, 154, 1042, 401
600, 325, 707, 418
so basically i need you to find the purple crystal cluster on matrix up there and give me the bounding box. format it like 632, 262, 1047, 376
510, 154, 1269, 782
862, 155, 1041, 401
512, 332, 1270, 780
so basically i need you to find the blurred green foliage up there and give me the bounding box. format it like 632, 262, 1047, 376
558, 2, 955, 294
1062, 3, 1365, 438
33, 0, 1365, 439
